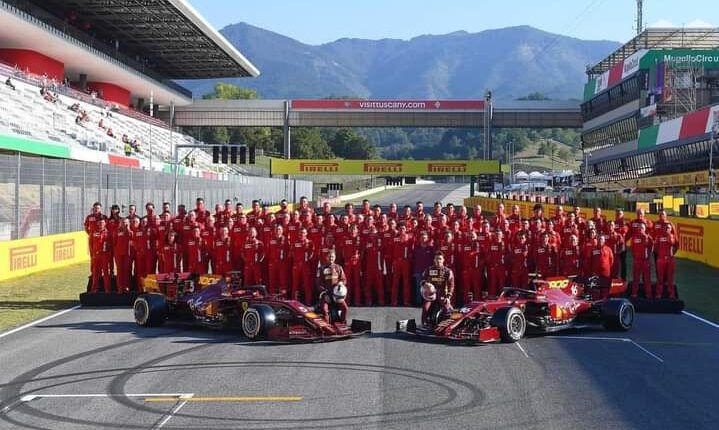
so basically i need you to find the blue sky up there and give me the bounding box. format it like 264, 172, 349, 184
189, 0, 717, 45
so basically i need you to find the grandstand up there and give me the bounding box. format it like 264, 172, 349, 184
0, 0, 259, 177
581, 28, 719, 187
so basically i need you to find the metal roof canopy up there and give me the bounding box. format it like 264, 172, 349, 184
587, 28, 719, 77
7, 0, 259, 79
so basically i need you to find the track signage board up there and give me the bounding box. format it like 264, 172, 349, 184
270, 159, 500, 176
290, 100, 485, 111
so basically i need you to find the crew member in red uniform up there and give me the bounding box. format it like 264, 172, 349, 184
184, 227, 205, 274
211, 227, 232, 276
290, 227, 315, 302
90, 219, 112, 293
230, 214, 250, 271
246, 200, 263, 226
534, 232, 557, 278
363, 226, 384, 306
591, 207, 606, 234
113, 218, 133, 293
84, 202, 106, 246
580, 229, 599, 277
133, 218, 153, 288
437, 231, 458, 273
387, 203, 399, 220
552, 206, 566, 231
591, 235, 614, 299
507, 205, 522, 234
158, 231, 180, 273
172, 205, 188, 234
509, 231, 530, 289
420, 253, 455, 326
391, 225, 414, 306
193, 197, 211, 224
241, 227, 265, 286
459, 231, 483, 301
655, 223, 678, 299
487, 230, 508, 297
630, 208, 652, 237
614, 209, 630, 279
267, 225, 290, 295
340, 224, 363, 305
558, 235, 581, 277
606, 221, 626, 278
316, 251, 348, 323
106, 205, 122, 276
492, 203, 506, 230
630, 223, 654, 298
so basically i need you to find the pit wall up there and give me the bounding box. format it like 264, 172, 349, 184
0, 204, 293, 282
465, 196, 714, 268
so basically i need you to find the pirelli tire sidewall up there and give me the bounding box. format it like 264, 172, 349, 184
601, 298, 635, 331
242, 304, 276, 340
490, 306, 526, 343
133, 294, 167, 327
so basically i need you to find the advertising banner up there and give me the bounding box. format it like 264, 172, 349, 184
290, 100, 485, 111
0, 231, 89, 281
270, 159, 500, 176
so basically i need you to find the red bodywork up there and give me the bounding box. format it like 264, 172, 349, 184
407, 276, 627, 343
144, 273, 369, 342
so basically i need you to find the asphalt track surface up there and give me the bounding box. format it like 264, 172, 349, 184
1, 184, 719, 429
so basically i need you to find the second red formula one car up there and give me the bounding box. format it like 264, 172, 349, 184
397, 276, 634, 343
133, 273, 371, 342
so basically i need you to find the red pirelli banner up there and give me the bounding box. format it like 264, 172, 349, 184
290, 99, 485, 111
270, 158, 500, 176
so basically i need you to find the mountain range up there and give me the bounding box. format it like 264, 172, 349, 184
179, 22, 621, 101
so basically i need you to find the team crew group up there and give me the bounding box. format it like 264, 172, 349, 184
84, 196, 678, 306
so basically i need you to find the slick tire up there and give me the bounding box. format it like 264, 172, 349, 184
134, 294, 167, 327
242, 305, 276, 340
601, 299, 634, 331
491, 307, 526, 343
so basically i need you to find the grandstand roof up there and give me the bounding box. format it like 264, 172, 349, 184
7, 0, 259, 79
587, 28, 719, 77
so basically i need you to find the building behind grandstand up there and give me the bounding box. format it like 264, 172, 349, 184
581, 28, 719, 189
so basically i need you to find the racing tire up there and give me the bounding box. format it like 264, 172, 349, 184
601, 299, 634, 331
241, 304, 276, 340
426, 301, 446, 326
133, 294, 167, 327
490, 307, 526, 343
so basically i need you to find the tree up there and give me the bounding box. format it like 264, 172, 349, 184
202, 83, 258, 100
292, 128, 333, 159
517, 92, 551, 101
329, 129, 377, 159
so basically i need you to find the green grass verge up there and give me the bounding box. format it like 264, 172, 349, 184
673, 258, 719, 323
0, 262, 87, 332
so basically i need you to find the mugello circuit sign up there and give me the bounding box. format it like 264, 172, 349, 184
290, 99, 486, 110
270, 159, 500, 176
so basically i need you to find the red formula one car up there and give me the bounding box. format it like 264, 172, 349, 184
133, 273, 371, 342
397, 276, 634, 343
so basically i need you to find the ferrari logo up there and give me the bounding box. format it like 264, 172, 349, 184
241, 302, 249, 311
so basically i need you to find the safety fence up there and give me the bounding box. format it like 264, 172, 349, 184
465, 196, 718, 269
0, 153, 312, 241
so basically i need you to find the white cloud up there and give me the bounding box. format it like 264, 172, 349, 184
686, 19, 715, 28
648, 19, 676, 28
